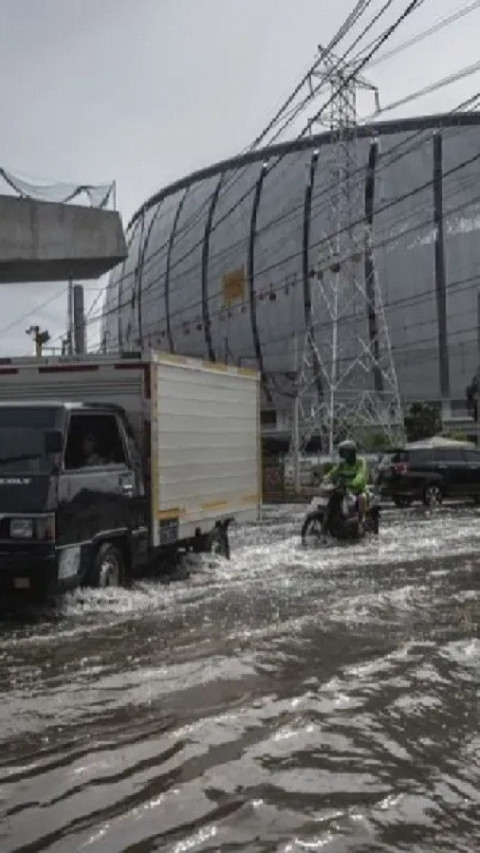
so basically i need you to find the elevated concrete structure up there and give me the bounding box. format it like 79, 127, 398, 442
0, 195, 127, 283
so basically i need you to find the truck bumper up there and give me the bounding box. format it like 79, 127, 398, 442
0, 548, 78, 597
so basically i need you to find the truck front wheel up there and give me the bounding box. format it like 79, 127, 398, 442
87, 542, 126, 588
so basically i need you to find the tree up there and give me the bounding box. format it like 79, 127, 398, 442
363, 431, 394, 452
404, 402, 441, 442
441, 428, 469, 442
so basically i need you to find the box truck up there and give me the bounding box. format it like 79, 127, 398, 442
0, 350, 260, 597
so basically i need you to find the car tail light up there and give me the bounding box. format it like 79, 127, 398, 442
392, 461, 409, 475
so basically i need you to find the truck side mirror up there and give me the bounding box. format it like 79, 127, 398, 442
45, 430, 63, 454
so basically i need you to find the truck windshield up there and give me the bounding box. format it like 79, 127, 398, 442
0, 407, 60, 473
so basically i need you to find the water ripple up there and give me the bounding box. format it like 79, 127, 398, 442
0, 505, 479, 851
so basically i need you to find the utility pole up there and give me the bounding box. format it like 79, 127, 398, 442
73, 284, 86, 354
292, 333, 300, 493
26, 325, 50, 358
288, 48, 404, 461
66, 278, 74, 355
476, 290, 480, 447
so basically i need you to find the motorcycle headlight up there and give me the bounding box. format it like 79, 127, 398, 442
10, 518, 34, 539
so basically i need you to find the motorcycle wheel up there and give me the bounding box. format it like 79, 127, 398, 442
301, 513, 327, 546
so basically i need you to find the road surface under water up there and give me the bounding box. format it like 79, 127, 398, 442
0, 505, 479, 852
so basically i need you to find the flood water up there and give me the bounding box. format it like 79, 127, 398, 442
0, 504, 479, 852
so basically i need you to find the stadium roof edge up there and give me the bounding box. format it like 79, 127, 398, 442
128, 111, 480, 230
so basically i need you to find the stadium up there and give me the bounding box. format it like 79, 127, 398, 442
102, 112, 480, 449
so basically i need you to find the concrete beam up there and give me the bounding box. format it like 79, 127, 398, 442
0, 195, 127, 283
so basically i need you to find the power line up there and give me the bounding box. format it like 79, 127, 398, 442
93, 166, 480, 354
297, 0, 425, 138
25, 3, 473, 369
122, 0, 423, 294
98, 126, 480, 341
130, 181, 480, 359
260, 0, 396, 146
372, 60, 480, 119
160, 104, 480, 311
112, 83, 480, 325
230, 270, 480, 365
125, 1, 383, 275
0, 287, 68, 338
50, 141, 480, 356
124, 0, 473, 305
368, 0, 480, 69
248, 0, 377, 150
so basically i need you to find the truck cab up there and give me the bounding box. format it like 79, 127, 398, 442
0, 400, 148, 598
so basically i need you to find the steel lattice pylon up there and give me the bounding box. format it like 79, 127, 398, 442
290, 50, 404, 474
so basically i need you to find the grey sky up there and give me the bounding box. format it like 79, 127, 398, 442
0, 0, 478, 355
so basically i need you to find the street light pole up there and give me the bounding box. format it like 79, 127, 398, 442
293, 333, 301, 494
26, 325, 50, 358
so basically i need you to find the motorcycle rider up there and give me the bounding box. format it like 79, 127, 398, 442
324, 439, 368, 529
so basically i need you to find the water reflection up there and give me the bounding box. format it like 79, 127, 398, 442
0, 505, 479, 851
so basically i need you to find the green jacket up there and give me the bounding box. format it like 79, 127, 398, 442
325, 456, 368, 494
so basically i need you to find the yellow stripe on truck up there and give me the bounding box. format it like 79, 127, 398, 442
200, 499, 229, 512
157, 353, 188, 365
201, 361, 258, 378
202, 360, 229, 372
157, 508, 180, 521
240, 492, 260, 504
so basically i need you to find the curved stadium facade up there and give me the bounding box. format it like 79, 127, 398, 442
103, 113, 480, 447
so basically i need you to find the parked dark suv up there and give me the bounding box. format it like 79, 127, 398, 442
378, 442, 480, 507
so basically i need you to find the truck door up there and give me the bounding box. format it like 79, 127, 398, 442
57, 410, 139, 570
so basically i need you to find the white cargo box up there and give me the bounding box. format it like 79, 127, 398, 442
150, 353, 260, 546
0, 350, 261, 547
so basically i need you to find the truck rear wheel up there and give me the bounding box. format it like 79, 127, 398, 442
87, 543, 126, 588
206, 526, 230, 559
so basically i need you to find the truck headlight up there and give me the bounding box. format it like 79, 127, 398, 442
9, 516, 55, 540
10, 518, 34, 538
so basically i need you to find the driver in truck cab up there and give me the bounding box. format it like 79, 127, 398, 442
324, 439, 368, 528
83, 432, 104, 467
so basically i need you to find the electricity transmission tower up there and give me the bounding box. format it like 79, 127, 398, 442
290, 48, 404, 478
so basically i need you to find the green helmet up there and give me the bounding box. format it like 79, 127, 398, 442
338, 439, 357, 465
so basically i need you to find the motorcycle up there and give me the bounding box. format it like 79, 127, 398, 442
301, 479, 380, 545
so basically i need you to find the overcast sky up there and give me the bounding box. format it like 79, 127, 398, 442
0, 0, 479, 355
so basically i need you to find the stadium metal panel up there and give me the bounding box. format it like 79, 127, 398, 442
103, 113, 480, 444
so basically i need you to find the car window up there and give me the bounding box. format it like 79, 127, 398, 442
463, 449, 480, 463
435, 448, 464, 463
408, 449, 433, 466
